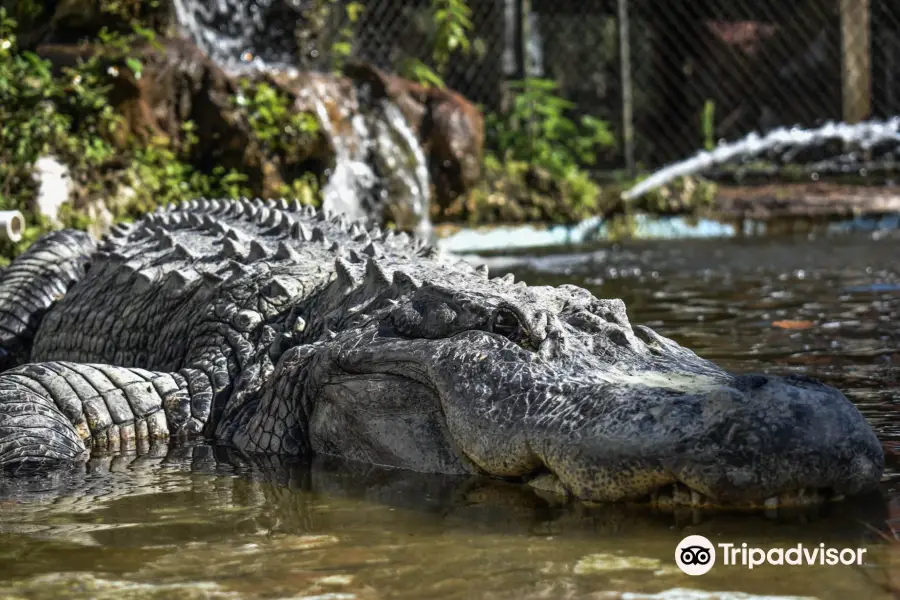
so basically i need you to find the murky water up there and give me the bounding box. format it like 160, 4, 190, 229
1, 231, 899, 599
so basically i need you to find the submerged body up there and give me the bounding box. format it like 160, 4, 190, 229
0, 199, 884, 508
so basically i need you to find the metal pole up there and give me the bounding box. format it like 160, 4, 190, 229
618, 0, 636, 177
521, 0, 531, 79
511, 0, 525, 81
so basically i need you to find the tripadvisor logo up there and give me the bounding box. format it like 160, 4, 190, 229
676, 535, 716, 575
675, 535, 868, 575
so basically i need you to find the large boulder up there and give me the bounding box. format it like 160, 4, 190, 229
35, 38, 285, 194
30, 36, 484, 234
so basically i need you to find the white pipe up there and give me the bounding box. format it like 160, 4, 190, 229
0, 211, 25, 243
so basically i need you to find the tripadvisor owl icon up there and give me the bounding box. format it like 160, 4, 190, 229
675, 535, 716, 575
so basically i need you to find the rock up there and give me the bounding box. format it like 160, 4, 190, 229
32, 36, 478, 233
36, 39, 278, 194
343, 62, 485, 211
251, 68, 432, 232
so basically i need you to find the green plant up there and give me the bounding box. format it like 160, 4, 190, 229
431, 0, 472, 72
0, 7, 119, 249
397, 0, 472, 88
487, 78, 614, 177
397, 57, 445, 88
233, 79, 320, 163
479, 78, 616, 217
0, 10, 263, 260
330, 1, 364, 72
121, 135, 251, 218
276, 172, 322, 206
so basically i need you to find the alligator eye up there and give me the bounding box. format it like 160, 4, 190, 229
490, 307, 528, 344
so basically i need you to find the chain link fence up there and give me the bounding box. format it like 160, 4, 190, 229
324, 0, 895, 175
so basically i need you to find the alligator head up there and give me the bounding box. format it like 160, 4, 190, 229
274, 270, 883, 510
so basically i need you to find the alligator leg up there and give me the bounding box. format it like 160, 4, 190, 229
0, 230, 96, 372
0, 361, 215, 474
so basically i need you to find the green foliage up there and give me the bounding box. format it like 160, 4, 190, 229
233, 78, 320, 164
487, 78, 615, 177
483, 77, 615, 214
304, 0, 364, 72
431, 0, 472, 72
120, 127, 251, 218
0, 9, 116, 224
397, 57, 445, 88
397, 0, 472, 89
450, 155, 603, 224
0, 11, 257, 260
330, 1, 363, 72
275, 173, 321, 207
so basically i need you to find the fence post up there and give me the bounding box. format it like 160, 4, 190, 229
618, 0, 636, 177
512, 0, 526, 80
520, 0, 531, 78
840, 0, 872, 122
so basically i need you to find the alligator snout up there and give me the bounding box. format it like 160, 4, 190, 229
666, 373, 883, 506
530, 372, 884, 508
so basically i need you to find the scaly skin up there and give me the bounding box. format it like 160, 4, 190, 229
0, 199, 885, 509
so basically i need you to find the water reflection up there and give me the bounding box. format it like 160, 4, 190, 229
0, 446, 893, 599
1, 231, 899, 598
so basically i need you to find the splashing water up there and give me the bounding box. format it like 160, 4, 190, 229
367, 101, 433, 238
171, 0, 301, 69
305, 82, 433, 237
623, 118, 900, 200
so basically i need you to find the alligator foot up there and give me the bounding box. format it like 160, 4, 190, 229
0, 361, 215, 473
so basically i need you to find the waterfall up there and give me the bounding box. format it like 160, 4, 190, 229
623, 118, 900, 200
303, 81, 433, 238
171, 0, 305, 69
171, 0, 433, 235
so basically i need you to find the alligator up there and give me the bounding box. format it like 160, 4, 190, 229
0, 199, 884, 509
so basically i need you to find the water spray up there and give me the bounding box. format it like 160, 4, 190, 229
622, 118, 900, 201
